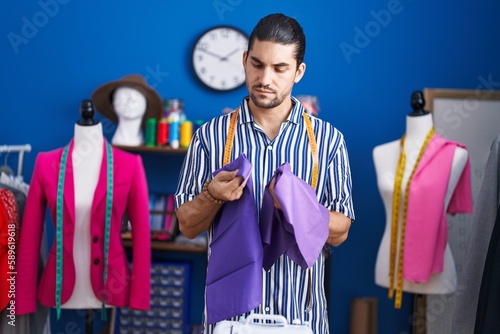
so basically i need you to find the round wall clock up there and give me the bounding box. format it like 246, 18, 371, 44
191, 25, 249, 92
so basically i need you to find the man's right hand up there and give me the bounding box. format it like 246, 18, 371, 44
208, 169, 250, 202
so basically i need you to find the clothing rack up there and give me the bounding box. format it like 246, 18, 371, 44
0, 144, 32, 177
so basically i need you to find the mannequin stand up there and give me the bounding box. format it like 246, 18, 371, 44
412, 294, 426, 334
85, 309, 93, 334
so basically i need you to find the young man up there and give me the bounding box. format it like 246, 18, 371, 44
175, 13, 355, 334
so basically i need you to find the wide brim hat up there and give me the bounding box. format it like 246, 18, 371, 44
91, 74, 163, 128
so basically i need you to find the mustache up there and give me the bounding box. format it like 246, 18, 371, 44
252, 84, 276, 93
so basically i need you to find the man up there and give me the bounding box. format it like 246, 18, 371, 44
175, 13, 354, 334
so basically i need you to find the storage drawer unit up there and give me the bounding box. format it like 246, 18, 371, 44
115, 262, 190, 334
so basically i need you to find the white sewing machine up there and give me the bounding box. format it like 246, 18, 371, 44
213, 314, 313, 334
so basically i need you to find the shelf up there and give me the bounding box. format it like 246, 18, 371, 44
122, 238, 207, 253
113, 145, 188, 155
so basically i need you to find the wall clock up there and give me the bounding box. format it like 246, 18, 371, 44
191, 25, 249, 92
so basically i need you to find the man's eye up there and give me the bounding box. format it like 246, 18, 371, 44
252, 63, 263, 68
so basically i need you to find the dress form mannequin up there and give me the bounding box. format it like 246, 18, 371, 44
110, 87, 147, 146
62, 100, 105, 309
373, 93, 468, 295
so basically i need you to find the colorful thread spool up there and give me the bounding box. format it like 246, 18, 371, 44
157, 118, 168, 146
169, 120, 179, 149
180, 121, 193, 148
145, 118, 157, 147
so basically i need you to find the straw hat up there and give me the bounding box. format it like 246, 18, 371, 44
91, 74, 163, 128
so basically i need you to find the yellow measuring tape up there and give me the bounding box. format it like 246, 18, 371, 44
389, 128, 434, 308
302, 112, 319, 189
223, 108, 318, 187
223, 108, 240, 166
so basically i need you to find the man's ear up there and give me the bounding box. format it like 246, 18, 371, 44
294, 62, 306, 83
242, 50, 248, 67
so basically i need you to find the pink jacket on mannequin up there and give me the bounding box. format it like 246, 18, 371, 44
15, 140, 151, 314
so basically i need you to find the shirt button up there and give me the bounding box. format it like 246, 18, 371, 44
93, 236, 98, 243
93, 259, 100, 265
265, 306, 270, 312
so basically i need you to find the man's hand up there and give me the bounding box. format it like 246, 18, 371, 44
208, 169, 249, 202
177, 169, 251, 239
267, 177, 281, 209
327, 211, 351, 246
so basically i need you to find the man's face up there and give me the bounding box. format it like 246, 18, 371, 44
243, 39, 305, 109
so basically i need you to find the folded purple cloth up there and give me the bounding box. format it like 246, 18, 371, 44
260, 163, 329, 271
205, 157, 329, 324
205, 154, 262, 324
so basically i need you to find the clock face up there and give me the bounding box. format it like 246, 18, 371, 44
192, 26, 249, 92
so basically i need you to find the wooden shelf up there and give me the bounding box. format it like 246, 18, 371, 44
122, 238, 207, 253
113, 145, 188, 155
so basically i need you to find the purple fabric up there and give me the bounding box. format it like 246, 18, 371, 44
260, 163, 329, 271
205, 154, 262, 324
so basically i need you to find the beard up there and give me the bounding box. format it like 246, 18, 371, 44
249, 85, 291, 109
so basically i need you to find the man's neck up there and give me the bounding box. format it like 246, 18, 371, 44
247, 97, 293, 140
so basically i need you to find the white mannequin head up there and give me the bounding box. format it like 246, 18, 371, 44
111, 86, 147, 146
112, 86, 147, 121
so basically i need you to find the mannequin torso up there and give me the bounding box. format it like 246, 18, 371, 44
373, 113, 467, 294
63, 122, 104, 308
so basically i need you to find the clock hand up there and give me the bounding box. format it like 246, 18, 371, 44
196, 48, 225, 60
220, 48, 241, 61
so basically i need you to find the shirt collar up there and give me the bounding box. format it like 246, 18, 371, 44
238, 96, 305, 125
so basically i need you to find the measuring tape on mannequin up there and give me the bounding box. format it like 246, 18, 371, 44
388, 128, 434, 308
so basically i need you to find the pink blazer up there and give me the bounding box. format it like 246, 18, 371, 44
15, 141, 151, 314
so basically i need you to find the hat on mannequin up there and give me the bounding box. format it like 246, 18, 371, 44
91, 74, 163, 128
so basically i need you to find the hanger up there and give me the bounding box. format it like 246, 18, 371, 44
0, 144, 32, 194
0, 151, 15, 176
0, 144, 31, 178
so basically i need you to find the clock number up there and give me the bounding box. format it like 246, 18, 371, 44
199, 42, 209, 50
221, 29, 230, 38
200, 67, 206, 74
220, 80, 226, 87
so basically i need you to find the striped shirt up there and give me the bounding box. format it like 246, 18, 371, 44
175, 96, 355, 334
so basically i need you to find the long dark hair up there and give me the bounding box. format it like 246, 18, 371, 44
247, 13, 306, 69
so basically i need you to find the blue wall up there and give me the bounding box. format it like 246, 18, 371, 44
2, 0, 500, 333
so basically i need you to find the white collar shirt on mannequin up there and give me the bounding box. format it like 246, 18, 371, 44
373, 113, 468, 296
111, 86, 147, 146
63, 122, 106, 308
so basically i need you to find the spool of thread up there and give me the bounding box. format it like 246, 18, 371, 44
180, 120, 193, 148
169, 120, 179, 149
157, 118, 168, 146
145, 118, 157, 147
194, 119, 204, 133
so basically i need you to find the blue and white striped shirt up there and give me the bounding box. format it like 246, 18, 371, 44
175, 96, 355, 334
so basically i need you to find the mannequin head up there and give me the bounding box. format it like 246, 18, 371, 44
91, 74, 163, 146
112, 87, 147, 121
408, 90, 430, 116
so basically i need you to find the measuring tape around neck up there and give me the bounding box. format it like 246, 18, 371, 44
223, 108, 318, 187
